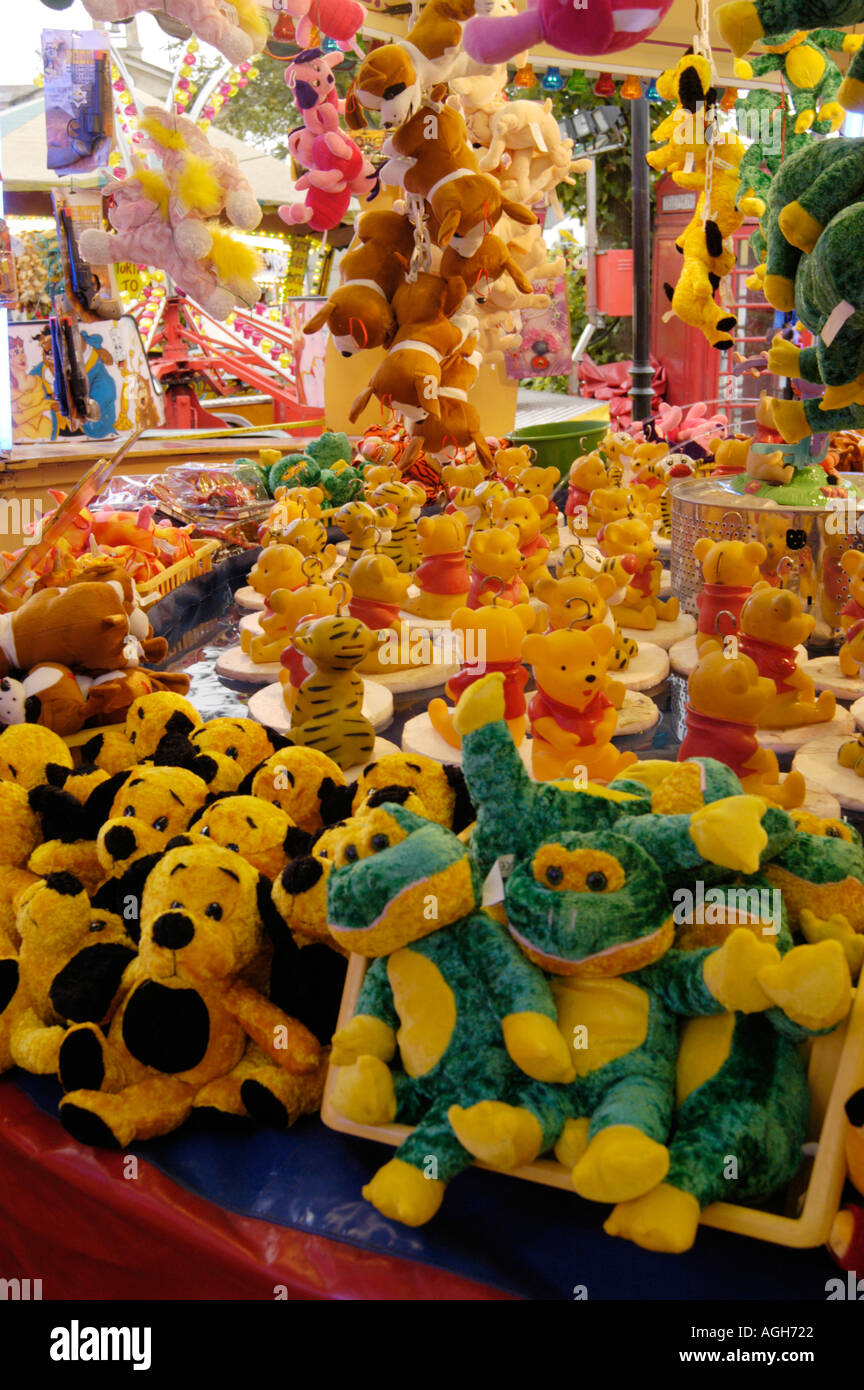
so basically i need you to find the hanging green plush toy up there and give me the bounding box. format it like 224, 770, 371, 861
735, 29, 848, 142
736, 89, 810, 224
735, 135, 864, 440
718, 1, 864, 111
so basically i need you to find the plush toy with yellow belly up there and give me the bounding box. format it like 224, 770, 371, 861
325, 802, 574, 1226
492, 827, 848, 1220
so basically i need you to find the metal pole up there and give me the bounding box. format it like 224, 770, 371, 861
630, 95, 653, 421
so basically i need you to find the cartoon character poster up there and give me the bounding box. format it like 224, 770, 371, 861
504, 275, 573, 381
9, 316, 163, 444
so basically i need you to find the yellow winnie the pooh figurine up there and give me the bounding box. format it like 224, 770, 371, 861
738, 582, 835, 728
428, 602, 535, 749
522, 624, 638, 783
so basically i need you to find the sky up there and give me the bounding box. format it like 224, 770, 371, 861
0, 4, 175, 88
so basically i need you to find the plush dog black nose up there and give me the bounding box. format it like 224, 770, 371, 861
282, 856, 323, 895
104, 825, 137, 861
152, 913, 195, 950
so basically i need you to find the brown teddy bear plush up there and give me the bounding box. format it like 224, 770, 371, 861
440, 233, 533, 301
58, 841, 326, 1144
0, 582, 134, 677
403, 340, 493, 468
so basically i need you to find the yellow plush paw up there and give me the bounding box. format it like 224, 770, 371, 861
739, 195, 766, 218
716, 0, 765, 56
757, 939, 852, 1031
703, 927, 780, 1012
770, 397, 810, 444
554, 1116, 590, 1168
689, 795, 768, 875
330, 1014, 396, 1067
570, 1125, 670, 1204
762, 274, 796, 312
844, 33, 864, 53
767, 336, 801, 379
329, 1054, 397, 1126
820, 382, 864, 412
778, 201, 823, 254
650, 763, 705, 815
800, 910, 864, 978
448, 1101, 543, 1170
604, 1183, 701, 1253
817, 101, 846, 132
794, 107, 815, 134
502, 1011, 575, 1083
839, 74, 864, 114
452, 671, 506, 736
733, 58, 754, 79
363, 1158, 445, 1226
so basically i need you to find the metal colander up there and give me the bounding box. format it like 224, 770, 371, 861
670, 474, 864, 644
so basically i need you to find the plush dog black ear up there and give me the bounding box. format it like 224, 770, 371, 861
78, 733, 107, 766
237, 759, 267, 795
283, 825, 315, 858
164, 835, 195, 851
257, 872, 292, 952
80, 770, 132, 839
263, 726, 291, 751
44, 762, 73, 787
366, 784, 411, 808
93, 851, 163, 945
149, 730, 197, 768
28, 785, 89, 844
319, 777, 354, 825
443, 763, 474, 833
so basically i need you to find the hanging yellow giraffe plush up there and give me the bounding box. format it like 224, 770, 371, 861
648, 53, 747, 349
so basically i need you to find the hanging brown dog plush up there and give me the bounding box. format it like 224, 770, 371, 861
346, 0, 481, 127
404, 337, 493, 467
303, 210, 416, 356
349, 271, 467, 423
386, 101, 535, 254
440, 232, 534, 303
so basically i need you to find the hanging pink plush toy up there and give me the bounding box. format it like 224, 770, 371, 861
463, 0, 674, 64
279, 47, 376, 233
286, 47, 345, 133
81, 0, 269, 65
277, 0, 366, 54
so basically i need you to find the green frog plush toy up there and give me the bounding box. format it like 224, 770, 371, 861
451, 674, 852, 1250
325, 802, 575, 1226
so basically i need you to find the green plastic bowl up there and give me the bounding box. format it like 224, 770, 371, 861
508, 419, 609, 480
